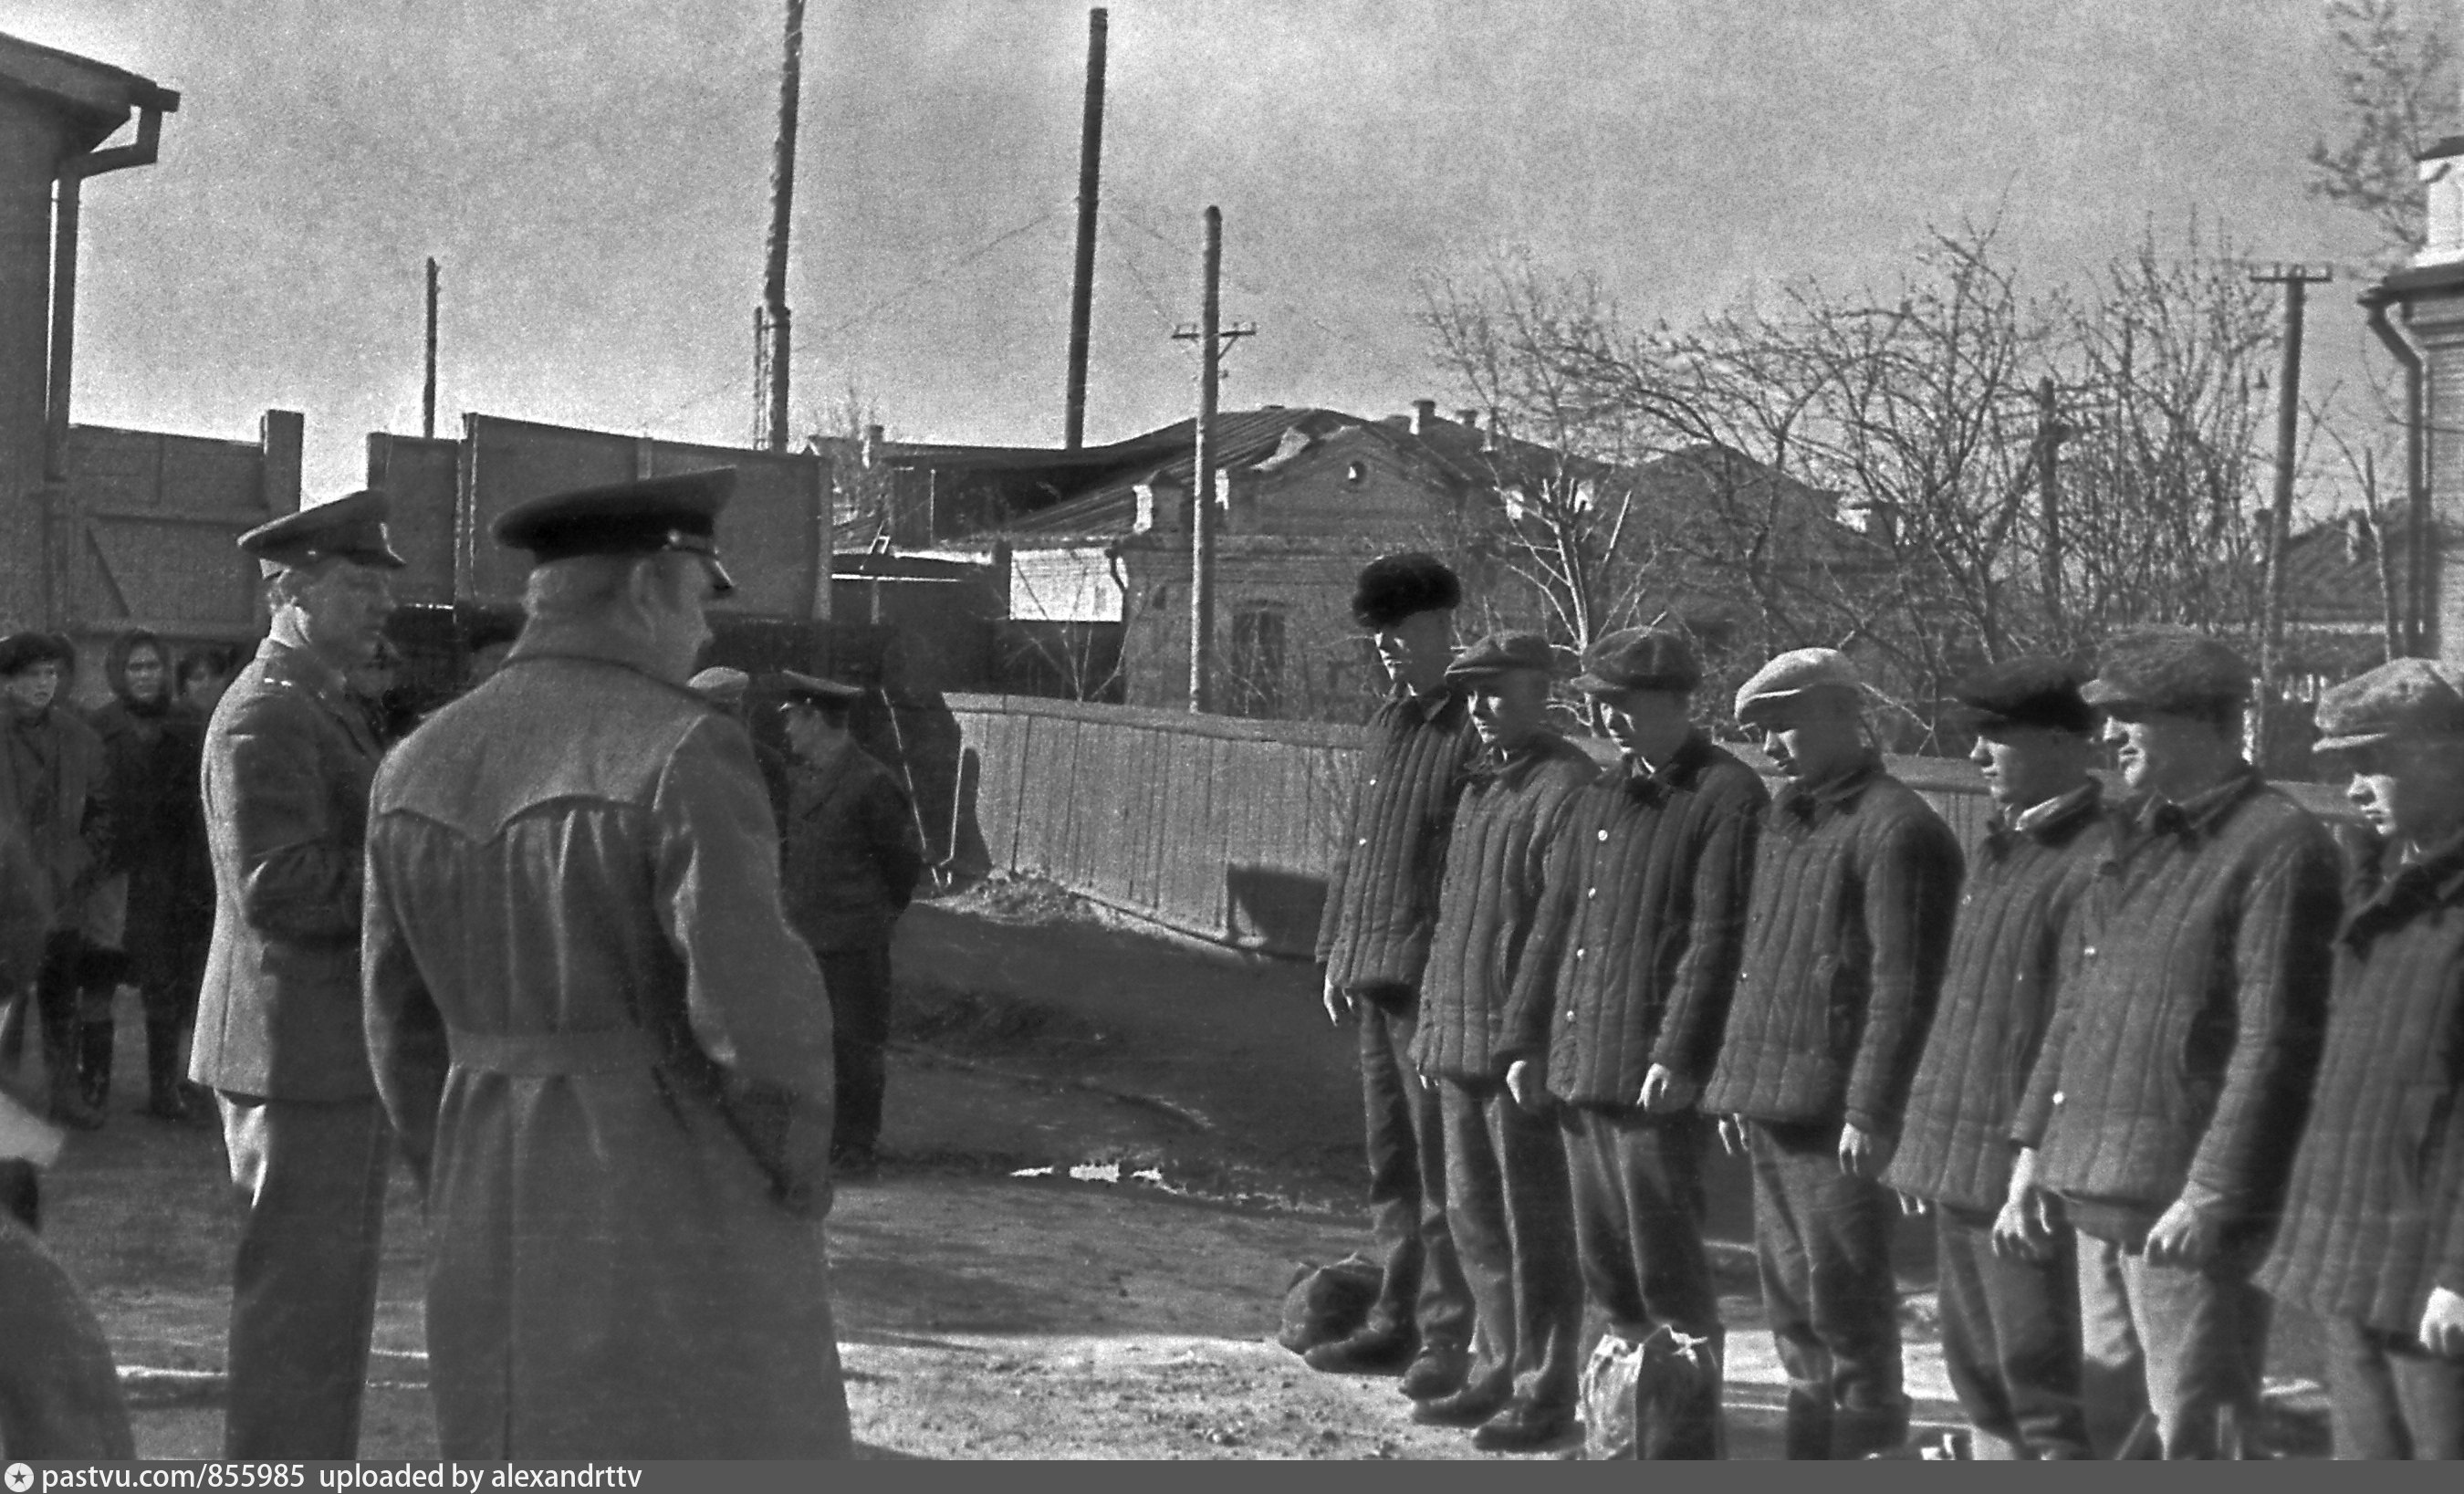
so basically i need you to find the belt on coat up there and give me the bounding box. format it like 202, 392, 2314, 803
449, 1027, 659, 1077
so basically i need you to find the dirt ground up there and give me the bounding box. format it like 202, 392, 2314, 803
16, 880, 2329, 1459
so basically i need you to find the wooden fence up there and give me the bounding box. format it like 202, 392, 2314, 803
926, 693, 2355, 957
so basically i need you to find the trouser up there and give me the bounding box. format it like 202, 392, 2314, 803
215, 1092, 391, 1459
35, 933, 90, 1113
1934, 1204, 2089, 1458
1563, 1103, 1723, 1457
1440, 1076, 1582, 1413
1355, 995, 1470, 1350
2074, 1228, 2271, 1458
816, 944, 893, 1155
1747, 1118, 1908, 1459
2324, 1316, 2464, 1459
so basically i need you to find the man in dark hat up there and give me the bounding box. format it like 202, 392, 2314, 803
1883, 657, 2103, 1458
2010, 630, 2339, 1457
690, 665, 793, 831
361, 469, 851, 1457
2257, 658, 2464, 1458
1305, 552, 1479, 1398
189, 489, 404, 1457
771, 669, 925, 1179
1499, 626, 1766, 1457
0, 632, 110, 1130
1409, 629, 1597, 1449
1700, 647, 1964, 1458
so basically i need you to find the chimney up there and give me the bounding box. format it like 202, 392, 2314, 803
1410, 399, 1436, 434
861, 423, 883, 468
1456, 408, 1479, 429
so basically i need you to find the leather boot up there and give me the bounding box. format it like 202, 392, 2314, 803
41, 1019, 100, 1131
144, 1019, 191, 1122
78, 1019, 114, 1113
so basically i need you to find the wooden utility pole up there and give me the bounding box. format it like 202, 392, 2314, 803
423, 257, 440, 440
2033, 376, 2072, 630
756, 0, 806, 452
1171, 206, 1253, 714
2250, 262, 2332, 766
1063, 8, 1107, 449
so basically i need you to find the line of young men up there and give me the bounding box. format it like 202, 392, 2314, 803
1308, 549, 2464, 1459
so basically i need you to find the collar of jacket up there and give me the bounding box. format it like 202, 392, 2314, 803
1621, 729, 1710, 804
500, 622, 708, 705
1384, 679, 1464, 726
1984, 779, 2104, 858
256, 636, 350, 707
2120, 761, 2261, 844
1467, 728, 1569, 789
1774, 748, 1882, 825
2340, 823, 2464, 947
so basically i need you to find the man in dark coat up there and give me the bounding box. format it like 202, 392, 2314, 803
1306, 553, 1479, 1397
774, 669, 926, 1177
1700, 647, 1964, 1459
2256, 658, 2464, 1458
190, 490, 405, 1458
1500, 626, 1766, 1458
0, 632, 111, 1131
2010, 631, 2339, 1458
85, 628, 210, 1122
363, 470, 851, 1457
1882, 658, 2102, 1458
1407, 630, 1596, 1450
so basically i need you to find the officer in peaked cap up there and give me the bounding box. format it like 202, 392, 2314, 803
360, 466, 852, 1456
192, 491, 406, 1457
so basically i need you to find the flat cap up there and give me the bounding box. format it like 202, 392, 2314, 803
0, 632, 73, 677
493, 468, 736, 594
773, 669, 865, 707
1946, 655, 2093, 736
2313, 657, 2464, 753
687, 666, 750, 705
1445, 629, 1556, 680
1571, 626, 1700, 695
1735, 647, 1862, 725
2079, 630, 2250, 715
1351, 552, 1461, 629
236, 489, 407, 571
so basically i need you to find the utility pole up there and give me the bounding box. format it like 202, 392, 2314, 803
1063, 8, 1107, 449
2033, 376, 2073, 630
756, 0, 806, 452
423, 257, 439, 440
1170, 206, 1254, 714
2250, 262, 2332, 767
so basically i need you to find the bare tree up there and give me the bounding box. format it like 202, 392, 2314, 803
2309, 0, 2458, 261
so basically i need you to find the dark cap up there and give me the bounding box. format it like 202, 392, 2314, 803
687, 666, 751, 705
1570, 626, 1700, 695
1946, 655, 2093, 736
2313, 657, 2464, 753
1734, 647, 1862, 726
236, 490, 408, 571
774, 670, 865, 708
0, 632, 74, 678
493, 469, 736, 594
2079, 630, 2250, 716
1444, 629, 1555, 681
1351, 552, 1461, 629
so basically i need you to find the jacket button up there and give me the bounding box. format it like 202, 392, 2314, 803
1368, 778, 1377, 787
2052, 1091, 2065, 1105
2083, 946, 2095, 957
1597, 829, 1609, 841
1587, 886, 1598, 899
1358, 837, 1370, 848
1573, 947, 1585, 959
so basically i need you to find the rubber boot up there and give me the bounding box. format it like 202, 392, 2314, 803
143, 1019, 191, 1123
78, 1019, 114, 1113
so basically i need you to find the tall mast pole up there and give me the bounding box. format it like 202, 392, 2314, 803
1189, 206, 1220, 714
423, 256, 439, 440
1063, 9, 1108, 449
757, 0, 806, 452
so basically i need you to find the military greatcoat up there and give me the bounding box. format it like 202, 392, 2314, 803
362, 623, 851, 1459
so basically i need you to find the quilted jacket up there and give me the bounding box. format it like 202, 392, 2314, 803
1410, 730, 1597, 1081
1316, 685, 1481, 998
2258, 827, 2464, 1335
1883, 783, 2103, 1213
1698, 753, 1963, 1134
1499, 732, 1767, 1107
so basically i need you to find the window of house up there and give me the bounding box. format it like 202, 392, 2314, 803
1229, 605, 1286, 719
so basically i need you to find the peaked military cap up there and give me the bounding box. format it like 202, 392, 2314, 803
774, 670, 864, 707
2079, 630, 2250, 715
688, 666, 751, 705
1570, 626, 1700, 695
1735, 647, 1862, 726
1445, 629, 1556, 680
2313, 657, 2464, 753
1351, 552, 1461, 629
236, 489, 408, 571
1946, 655, 2093, 736
493, 468, 736, 594
0, 632, 73, 677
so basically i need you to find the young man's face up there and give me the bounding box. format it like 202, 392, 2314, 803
183, 666, 230, 714
5, 662, 60, 714
1968, 725, 2093, 811
123, 646, 167, 705
2099, 709, 2228, 797
1370, 610, 1454, 693
783, 702, 851, 763
1755, 693, 1863, 782
2342, 737, 2464, 848
1467, 667, 1551, 752
1590, 686, 1689, 757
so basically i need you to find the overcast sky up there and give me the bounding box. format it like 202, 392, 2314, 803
0, 0, 2413, 505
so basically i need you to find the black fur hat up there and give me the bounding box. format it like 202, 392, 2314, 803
0, 632, 73, 679
1350, 552, 1461, 629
